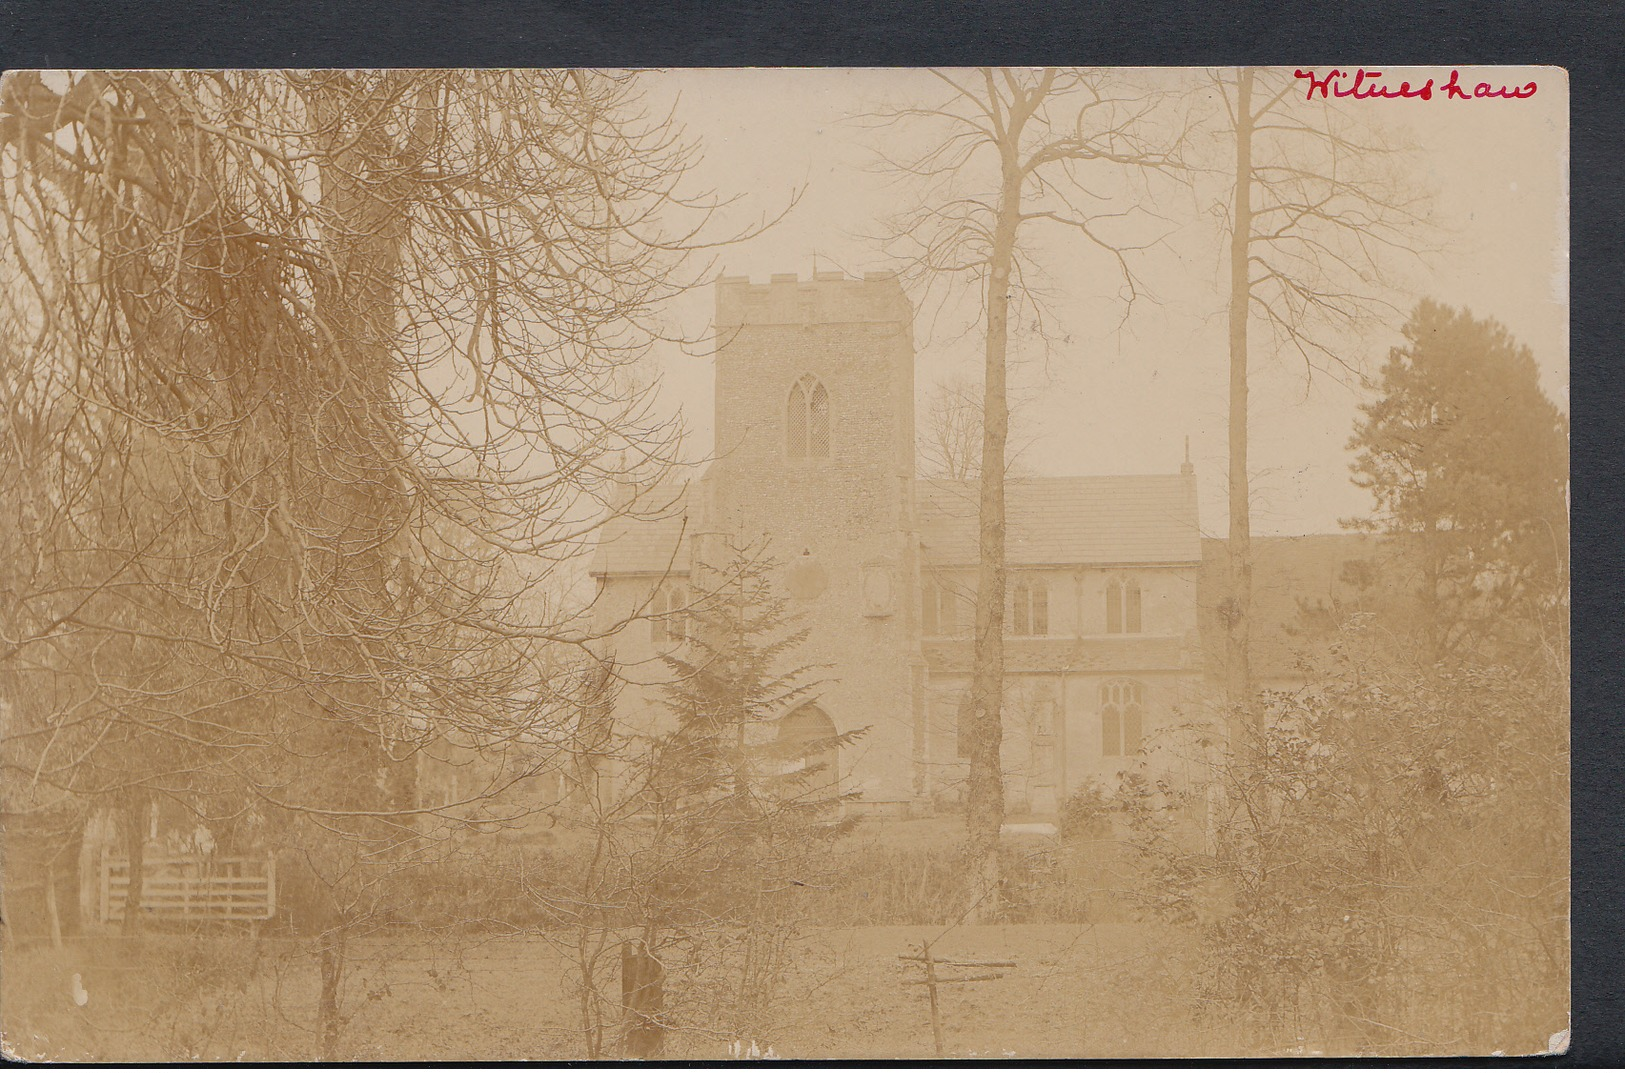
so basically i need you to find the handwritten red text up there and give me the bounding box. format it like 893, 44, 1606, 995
1293, 68, 1538, 102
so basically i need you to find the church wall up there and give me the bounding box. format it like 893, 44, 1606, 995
587, 273, 1219, 822
588, 572, 691, 742
1058, 670, 1207, 795
1071, 566, 1199, 638
922, 667, 1206, 815
921, 565, 1199, 640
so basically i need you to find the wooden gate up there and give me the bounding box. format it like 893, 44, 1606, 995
98, 849, 276, 922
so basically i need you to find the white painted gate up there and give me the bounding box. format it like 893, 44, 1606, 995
98, 849, 276, 922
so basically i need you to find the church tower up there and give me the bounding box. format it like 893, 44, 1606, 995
704, 271, 921, 812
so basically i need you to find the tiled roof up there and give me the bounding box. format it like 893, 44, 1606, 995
592, 473, 1203, 575
918, 475, 1201, 567
588, 484, 692, 576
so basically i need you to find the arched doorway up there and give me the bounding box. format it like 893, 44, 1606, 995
773, 704, 839, 801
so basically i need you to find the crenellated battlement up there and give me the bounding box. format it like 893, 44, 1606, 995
716, 270, 910, 327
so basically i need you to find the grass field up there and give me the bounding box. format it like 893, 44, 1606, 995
5, 919, 1275, 1062
0, 816, 1252, 1062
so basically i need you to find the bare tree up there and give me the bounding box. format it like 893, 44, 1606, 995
1211, 67, 1432, 716
917, 375, 1037, 481
869, 69, 1186, 920
0, 69, 749, 1057
918, 378, 986, 481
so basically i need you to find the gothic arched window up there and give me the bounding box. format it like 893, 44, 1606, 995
1105, 577, 1143, 634
787, 374, 830, 459
1100, 678, 1145, 757
1012, 577, 1049, 636
922, 578, 961, 637
649, 583, 688, 644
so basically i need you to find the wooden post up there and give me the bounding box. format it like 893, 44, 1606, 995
621, 938, 665, 1058
900, 944, 1016, 1058
317, 932, 345, 1060
98, 844, 109, 925
923, 942, 944, 1059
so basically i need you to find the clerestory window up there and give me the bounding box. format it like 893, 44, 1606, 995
1012, 577, 1049, 636
1105, 577, 1143, 634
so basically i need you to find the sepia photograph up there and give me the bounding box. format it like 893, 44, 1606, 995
0, 66, 1568, 1061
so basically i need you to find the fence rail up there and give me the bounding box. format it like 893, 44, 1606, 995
98, 850, 276, 922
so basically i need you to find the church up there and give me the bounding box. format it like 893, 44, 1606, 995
589, 270, 1379, 818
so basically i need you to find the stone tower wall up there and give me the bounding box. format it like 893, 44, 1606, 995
705, 271, 921, 808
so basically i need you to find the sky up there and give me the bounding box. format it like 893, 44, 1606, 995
637, 67, 1567, 538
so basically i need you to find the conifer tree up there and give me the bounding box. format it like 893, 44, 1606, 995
650, 541, 863, 916
1347, 300, 1569, 662
538, 542, 863, 1056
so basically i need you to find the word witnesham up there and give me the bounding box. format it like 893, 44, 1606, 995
1294, 68, 1538, 102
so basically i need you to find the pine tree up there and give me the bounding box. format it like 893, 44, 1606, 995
542, 542, 864, 1056
1347, 300, 1569, 662
652, 540, 863, 864
645, 543, 865, 1047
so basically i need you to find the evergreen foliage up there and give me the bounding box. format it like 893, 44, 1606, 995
1347, 300, 1569, 661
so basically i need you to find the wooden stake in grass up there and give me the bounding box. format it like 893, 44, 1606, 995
923, 942, 944, 1058
901, 942, 1018, 1058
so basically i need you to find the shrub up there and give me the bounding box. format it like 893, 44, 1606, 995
1057, 779, 1113, 843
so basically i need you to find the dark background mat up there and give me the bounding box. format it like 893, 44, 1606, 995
0, 2, 1616, 1064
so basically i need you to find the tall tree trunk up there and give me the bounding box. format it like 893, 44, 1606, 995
1226, 67, 1256, 726
1421, 518, 1442, 663
318, 932, 347, 1059
965, 166, 1021, 922
301, 73, 416, 810
300, 78, 409, 1063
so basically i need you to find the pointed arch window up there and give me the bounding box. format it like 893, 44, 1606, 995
649, 583, 688, 645
1100, 678, 1144, 757
922, 578, 961, 637
787, 374, 830, 459
1105, 577, 1142, 634
1011, 577, 1049, 636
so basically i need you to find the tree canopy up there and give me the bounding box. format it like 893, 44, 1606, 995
0, 70, 721, 825
0, 71, 730, 1045
1347, 299, 1569, 661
